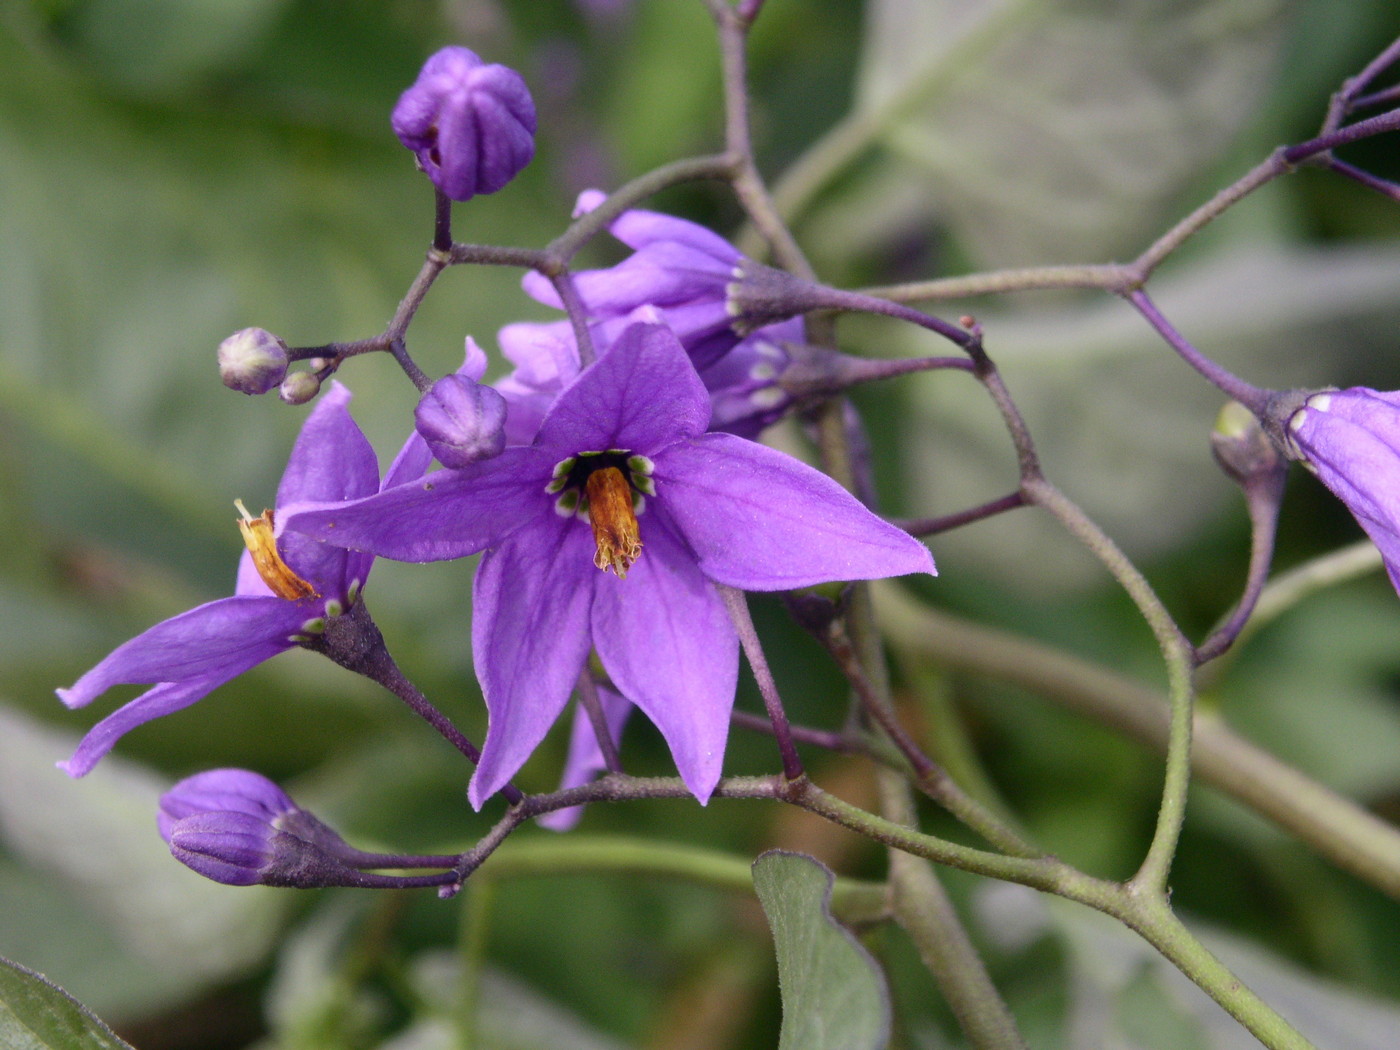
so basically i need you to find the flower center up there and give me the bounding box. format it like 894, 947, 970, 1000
586, 468, 642, 577
235, 499, 319, 601
546, 450, 656, 579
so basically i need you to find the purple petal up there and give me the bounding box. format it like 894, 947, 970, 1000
158, 768, 297, 841
536, 685, 633, 832
60, 670, 251, 778
468, 518, 598, 808
535, 322, 711, 456
592, 512, 737, 802
654, 434, 935, 590
275, 382, 380, 508
538, 243, 733, 315
57, 597, 305, 709
272, 382, 381, 596
280, 447, 552, 563
383, 431, 434, 490
609, 208, 742, 261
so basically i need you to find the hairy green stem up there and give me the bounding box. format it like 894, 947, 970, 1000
877, 768, 1029, 1050
872, 584, 1400, 901
1020, 477, 1195, 894
479, 835, 888, 923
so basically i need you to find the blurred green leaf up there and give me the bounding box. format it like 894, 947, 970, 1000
852, 0, 1292, 268
974, 882, 1400, 1047
395, 953, 632, 1050
0, 956, 133, 1050
752, 850, 889, 1050
50, 0, 288, 95
0, 707, 290, 1020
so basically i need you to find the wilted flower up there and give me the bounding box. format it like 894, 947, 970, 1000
1280, 386, 1400, 590
283, 321, 934, 808
56, 384, 430, 776
392, 46, 537, 201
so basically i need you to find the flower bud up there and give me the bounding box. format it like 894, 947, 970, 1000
218, 327, 289, 395
166, 810, 281, 886
392, 47, 537, 201
279, 370, 321, 405
1210, 400, 1283, 486
159, 769, 361, 887
415, 373, 508, 468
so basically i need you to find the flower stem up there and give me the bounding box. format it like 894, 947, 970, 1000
717, 584, 805, 782
876, 768, 1028, 1050
895, 491, 1027, 538
310, 602, 524, 806
1195, 465, 1286, 665
823, 618, 1042, 859
1127, 288, 1269, 413
1021, 476, 1195, 894
577, 672, 624, 775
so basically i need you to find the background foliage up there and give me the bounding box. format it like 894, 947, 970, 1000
3, 0, 1400, 1046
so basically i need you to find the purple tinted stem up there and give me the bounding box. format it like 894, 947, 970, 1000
1127, 289, 1268, 414
717, 585, 804, 782
577, 672, 624, 774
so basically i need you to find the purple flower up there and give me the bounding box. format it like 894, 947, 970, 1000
700, 319, 802, 438
1283, 386, 1400, 590
56, 384, 431, 777
159, 768, 372, 887
415, 337, 508, 467
392, 47, 537, 202
522, 190, 784, 370
283, 321, 933, 807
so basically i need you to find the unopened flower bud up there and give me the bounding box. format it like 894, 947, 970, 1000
159, 769, 360, 887
415, 373, 507, 467
279, 370, 321, 405
1211, 400, 1283, 486
218, 328, 289, 395
392, 47, 537, 201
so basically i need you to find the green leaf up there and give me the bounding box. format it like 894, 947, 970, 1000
0, 955, 134, 1050
0, 706, 290, 1020
851, 0, 1291, 268
751, 851, 890, 1050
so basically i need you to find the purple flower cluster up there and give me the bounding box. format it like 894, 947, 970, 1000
58, 47, 936, 862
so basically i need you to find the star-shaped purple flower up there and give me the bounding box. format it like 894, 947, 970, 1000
283, 322, 934, 807
1284, 386, 1400, 590
56, 383, 430, 777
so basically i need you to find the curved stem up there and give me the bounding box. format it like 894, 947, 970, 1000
1126, 288, 1269, 414
872, 583, 1400, 901
876, 768, 1029, 1050
1021, 477, 1195, 894
309, 602, 523, 807
1195, 468, 1286, 666
824, 618, 1041, 858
